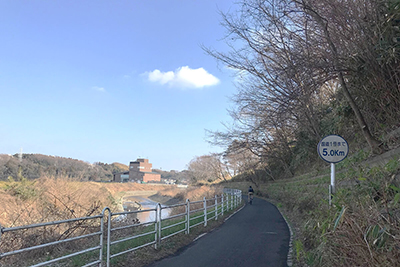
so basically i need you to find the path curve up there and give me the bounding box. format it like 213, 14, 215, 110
147, 196, 290, 267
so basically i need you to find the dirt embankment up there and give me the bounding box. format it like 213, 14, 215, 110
0, 178, 173, 227
117, 185, 224, 207
0, 178, 222, 227
151, 185, 224, 203
0, 177, 112, 227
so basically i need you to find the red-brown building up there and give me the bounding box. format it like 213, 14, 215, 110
113, 158, 161, 183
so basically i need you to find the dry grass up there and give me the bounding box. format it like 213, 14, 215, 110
0, 178, 230, 266
0, 177, 115, 227
0, 177, 223, 228
0, 178, 178, 227
320, 170, 400, 267
156, 185, 223, 201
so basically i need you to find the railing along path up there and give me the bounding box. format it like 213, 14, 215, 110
0, 188, 242, 267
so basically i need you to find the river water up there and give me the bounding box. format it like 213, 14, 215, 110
123, 196, 170, 223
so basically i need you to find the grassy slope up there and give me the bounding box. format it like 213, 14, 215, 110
222, 148, 400, 266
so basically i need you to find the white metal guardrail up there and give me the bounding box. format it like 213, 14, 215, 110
0, 189, 242, 267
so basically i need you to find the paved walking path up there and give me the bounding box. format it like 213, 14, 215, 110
147, 197, 290, 267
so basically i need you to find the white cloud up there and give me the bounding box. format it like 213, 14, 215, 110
144, 66, 220, 89
92, 86, 105, 92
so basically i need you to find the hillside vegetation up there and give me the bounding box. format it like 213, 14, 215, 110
180, 0, 400, 199
0, 154, 129, 181
203, 0, 400, 180
0, 154, 189, 184
0, 175, 221, 228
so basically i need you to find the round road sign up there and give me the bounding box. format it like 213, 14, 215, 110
317, 135, 349, 163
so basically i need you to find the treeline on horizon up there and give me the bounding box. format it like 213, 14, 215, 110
0, 154, 187, 182
202, 0, 400, 180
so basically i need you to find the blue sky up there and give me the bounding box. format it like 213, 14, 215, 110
0, 1, 238, 171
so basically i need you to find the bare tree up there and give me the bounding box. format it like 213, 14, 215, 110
205, 0, 399, 172
204, 0, 330, 176
187, 154, 230, 184
295, 0, 385, 153
223, 142, 260, 176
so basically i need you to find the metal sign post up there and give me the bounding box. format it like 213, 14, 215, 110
331, 163, 335, 194
317, 135, 349, 205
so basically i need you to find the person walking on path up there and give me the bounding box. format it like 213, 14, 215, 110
248, 185, 254, 204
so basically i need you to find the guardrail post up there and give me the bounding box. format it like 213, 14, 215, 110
215, 195, 218, 220
154, 204, 160, 249
186, 199, 190, 234
228, 193, 230, 210
0, 223, 2, 262
230, 193, 232, 210
203, 197, 207, 227
231, 193, 233, 210
106, 208, 112, 267
221, 194, 224, 216
157, 203, 162, 247
226, 194, 228, 211
227, 194, 230, 211
100, 207, 110, 267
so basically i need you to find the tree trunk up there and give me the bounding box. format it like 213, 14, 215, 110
337, 72, 383, 154
302, 1, 384, 154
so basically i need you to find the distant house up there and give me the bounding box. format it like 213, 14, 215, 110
113, 158, 161, 183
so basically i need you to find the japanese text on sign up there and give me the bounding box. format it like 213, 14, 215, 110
317, 135, 349, 163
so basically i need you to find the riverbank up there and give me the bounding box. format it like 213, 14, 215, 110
0, 179, 221, 227
0, 179, 176, 227
0, 179, 232, 267
148, 193, 182, 206
118, 190, 182, 211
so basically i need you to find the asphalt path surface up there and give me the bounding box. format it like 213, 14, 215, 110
147, 196, 290, 267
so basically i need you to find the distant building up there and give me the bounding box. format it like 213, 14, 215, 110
162, 178, 176, 185
113, 158, 161, 183
114, 171, 130, 183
